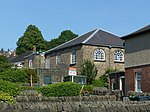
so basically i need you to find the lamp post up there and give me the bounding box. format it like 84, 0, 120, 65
37, 50, 41, 87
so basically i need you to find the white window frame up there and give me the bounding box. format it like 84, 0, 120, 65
29, 59, 33, 68
114, 50, 124, 62
56, 53, 61, 64
71, 49, 76, 64
45, 56, 50, 69
135, 72, 142, 92
94, 49, 105, 61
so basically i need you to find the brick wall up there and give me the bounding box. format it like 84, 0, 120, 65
125, 68, 135, 95
142, 65, 150, 92
125, 65, 150, 95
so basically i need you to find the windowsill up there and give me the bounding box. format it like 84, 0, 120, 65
94, 60, 106, 62
70, 63, 76, 66
114, 61, 124, 63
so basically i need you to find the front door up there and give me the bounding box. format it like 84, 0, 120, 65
120, 76, 125, 96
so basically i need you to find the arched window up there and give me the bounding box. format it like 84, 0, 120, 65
94, 49, 105, 61
56, 53, 61, 64
29, 59, 33, 68
45, 56, 50, 69
71, 49, 76, 64
114, 50, 124, 62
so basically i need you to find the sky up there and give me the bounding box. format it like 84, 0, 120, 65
0, 0, 150, 51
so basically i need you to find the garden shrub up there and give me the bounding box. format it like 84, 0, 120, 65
0, 69, 28, 83
96, 67, 118, 88
24, 68, 37, 83
0, 80, 21, 97
0, 91, 16, 103
83, 85, 94, 91
92, 76, 108, 87
37, 82, 81, 97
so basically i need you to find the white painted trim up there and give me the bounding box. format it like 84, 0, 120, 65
135, 72, 142, 92
82, 29, 99, 43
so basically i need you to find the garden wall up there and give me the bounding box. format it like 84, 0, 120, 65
0, 95, 150, 112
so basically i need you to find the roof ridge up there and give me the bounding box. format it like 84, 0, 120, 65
82, 29, 99, 44
45, 29, 97, 54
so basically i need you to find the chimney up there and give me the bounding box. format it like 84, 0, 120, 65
13, 49, 16, 57
33, 46, 36, 52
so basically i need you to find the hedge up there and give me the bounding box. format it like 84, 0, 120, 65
0, 91, 16, 103
0, 69, 28, 83
37, 82, 81, 97
0, 80, 21, 97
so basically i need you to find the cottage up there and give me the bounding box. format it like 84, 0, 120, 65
122, 24, 150, 95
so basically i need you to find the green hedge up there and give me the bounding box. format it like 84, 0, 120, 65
0, 80, 21, 97
0, 69, 28, 83
0, 91, 16, 103
83, 85, 94, 91
37, 82, 81, 97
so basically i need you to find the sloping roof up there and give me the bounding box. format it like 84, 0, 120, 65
122, 24, 150, 39
45, 29, 124, 54
10, 51, 33, 63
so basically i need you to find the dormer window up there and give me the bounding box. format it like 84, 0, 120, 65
94, 49, 105, 61
114, 50, 124, 62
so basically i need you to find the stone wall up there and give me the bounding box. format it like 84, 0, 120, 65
1, 96, 150, 112
82, 45, 124, 79
46, 44, 124, 81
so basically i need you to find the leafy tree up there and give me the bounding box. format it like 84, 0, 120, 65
0, 55, 8, 64
46, 30, 78, 50
97, 67, 118, 87
16, 24, 46, 55
79, 60, 98, 84
0, 55, 11, 72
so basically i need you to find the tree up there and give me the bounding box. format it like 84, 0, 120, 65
0, 55, 11, 72
79, 60, 98, 84
46, 30, 78, 50
98, 67, 118, 87
16, 24, 46, 55
0, 55, 8, 64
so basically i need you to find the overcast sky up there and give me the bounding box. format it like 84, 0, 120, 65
0, 0, 150, 50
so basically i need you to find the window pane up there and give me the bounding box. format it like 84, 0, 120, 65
114, 50, 124, 62
94, 49, 105, 61
71, 50, 76, 64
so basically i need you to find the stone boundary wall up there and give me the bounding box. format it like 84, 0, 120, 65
16, 95, 117, 102
0, 100, 150, 112
1, 95, 150, 112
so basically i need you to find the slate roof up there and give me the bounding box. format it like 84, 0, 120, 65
45, 29, 124, 54
122, 24, 150, 39
9, 51, 33, 63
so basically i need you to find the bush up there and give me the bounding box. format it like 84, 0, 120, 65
92, 80, 103, 87
0, 80, 21, 97
97, 75, 108, 87
83, 85, 94, 91
79, 59, 98, 84
37, 82, 81, 97
96, 67, 118, 88
24, 69, 37, 83
0, 91, 16, 103
0, 69, 28, 83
